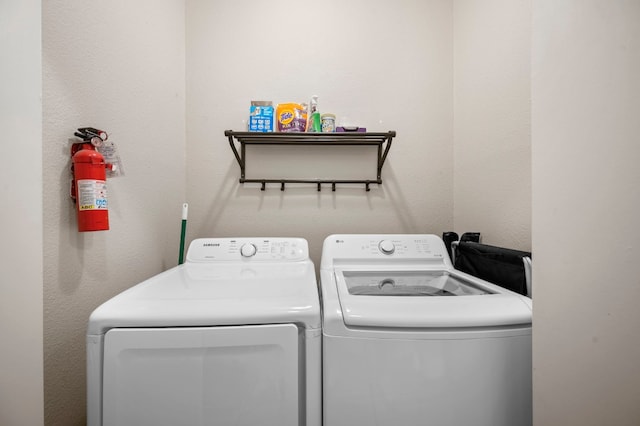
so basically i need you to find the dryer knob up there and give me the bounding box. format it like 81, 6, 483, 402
378, 240, 396, 255
240, 243, 257, 258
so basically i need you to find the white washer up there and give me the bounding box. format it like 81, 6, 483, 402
87, 237, 321, 426
320, 234, 532, 426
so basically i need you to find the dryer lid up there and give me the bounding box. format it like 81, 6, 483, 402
334, 269, 532, 328
88, 261, 321, 335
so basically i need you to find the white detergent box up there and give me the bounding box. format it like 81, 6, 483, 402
249, 101, 274, 132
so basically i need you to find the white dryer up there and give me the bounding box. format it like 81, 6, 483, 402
87, 237, 321, 426
320, 234, 532, 426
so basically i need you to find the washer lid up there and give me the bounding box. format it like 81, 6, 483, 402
334, 269, 531, 328
88, 261, 320, 335
343, 270, 491, 296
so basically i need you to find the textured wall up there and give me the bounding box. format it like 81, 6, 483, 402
0, 1, 44, 425
185, 0, 454, 267
42, 1, 186, 424
532, 1, 640, 424
36, 1, 541, 424
453, 0, 532, 251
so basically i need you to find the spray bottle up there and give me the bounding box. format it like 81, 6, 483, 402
306, 95, 321, 132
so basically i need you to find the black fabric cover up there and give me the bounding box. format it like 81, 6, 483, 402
454, 242, 531, 296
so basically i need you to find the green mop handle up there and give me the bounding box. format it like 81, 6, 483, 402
178, 203, 188, 264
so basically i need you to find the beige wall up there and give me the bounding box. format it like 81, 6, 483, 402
25, 2, 640, 425
42, 1, 186, 424
532, 1, 640, 425
185, 0, 454, 267
453, 0, 532, 251
0, 1, 44, 425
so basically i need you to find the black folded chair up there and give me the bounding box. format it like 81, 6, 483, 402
451, 241, 532, 297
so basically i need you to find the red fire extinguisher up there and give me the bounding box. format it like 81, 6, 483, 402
70, 128, 111, 232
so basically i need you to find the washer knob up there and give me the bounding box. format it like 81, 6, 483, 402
240, 243, 257, 258
378, 240, 395, 255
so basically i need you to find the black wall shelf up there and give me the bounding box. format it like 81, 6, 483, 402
225, 130, 396, 191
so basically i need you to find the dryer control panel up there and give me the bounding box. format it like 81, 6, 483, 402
187, 238, 309, 262
320, 234, 451, 269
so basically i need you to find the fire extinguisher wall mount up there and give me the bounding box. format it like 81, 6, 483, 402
71, 128, 111, 232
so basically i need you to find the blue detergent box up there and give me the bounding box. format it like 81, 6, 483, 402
249, 101, 274, 132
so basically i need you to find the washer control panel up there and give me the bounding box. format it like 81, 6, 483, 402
321, 234, 449, 267
187, 238, 308, 262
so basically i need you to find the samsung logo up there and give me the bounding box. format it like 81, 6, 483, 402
203, 243, 220, 247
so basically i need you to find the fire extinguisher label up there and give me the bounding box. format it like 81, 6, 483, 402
77, 179, 108, 211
